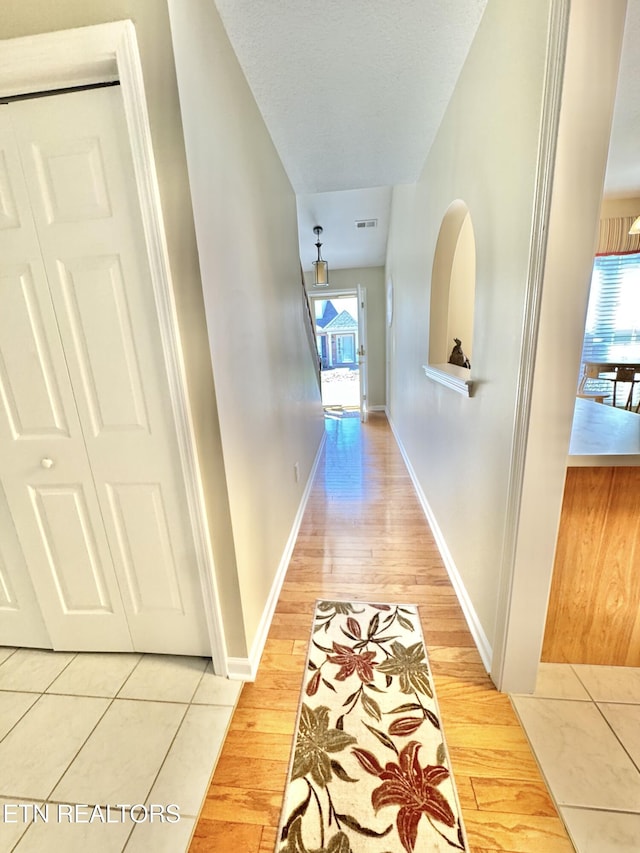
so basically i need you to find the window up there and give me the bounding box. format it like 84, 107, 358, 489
335, 334, 356, 364
582, 252, 640, 361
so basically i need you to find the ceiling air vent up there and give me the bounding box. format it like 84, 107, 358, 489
355, 219, 378, 230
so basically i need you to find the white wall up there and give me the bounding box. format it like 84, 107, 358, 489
386, 0, 554, 661
496, 0, 628, 691
306, 267, 387, 408
167, 0, 324, 660
386, 0, 627, 691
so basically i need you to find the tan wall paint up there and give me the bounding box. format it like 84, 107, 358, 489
386, 0, 553, 653
0, 0, 247, 655
600, 196, 640, 218
427, 199, 472, 365
167, 0, 324, 655
306, 267, 387, 408
446, 214, 475, 361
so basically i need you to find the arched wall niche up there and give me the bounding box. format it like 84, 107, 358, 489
424, 199, 476, 395
429, 199, 476, 364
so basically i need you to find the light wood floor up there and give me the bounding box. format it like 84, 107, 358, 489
190, 413, 574, 852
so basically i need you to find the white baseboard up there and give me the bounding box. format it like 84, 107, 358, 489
386, 413, 493, 672
226, 430, 327, 681
369, 405, 386, 412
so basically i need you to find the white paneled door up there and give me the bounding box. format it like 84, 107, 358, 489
0, 87, 209, 655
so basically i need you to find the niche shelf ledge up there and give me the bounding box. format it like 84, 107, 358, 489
422, 363, 473, 397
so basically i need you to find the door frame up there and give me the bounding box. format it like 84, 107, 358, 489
0, 21, 228, 675
309, 289, 366, 411
357, 284, 369, 422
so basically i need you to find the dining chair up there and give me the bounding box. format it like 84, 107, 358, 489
605, 365, 638, 409
577, 363, 611, 404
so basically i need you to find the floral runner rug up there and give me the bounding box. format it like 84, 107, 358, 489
276, 600, 468, 853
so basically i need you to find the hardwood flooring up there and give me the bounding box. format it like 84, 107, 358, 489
542, 465, 640, 666
190, 413, 573, 852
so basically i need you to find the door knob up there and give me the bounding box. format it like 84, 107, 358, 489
40, 457, 54, 469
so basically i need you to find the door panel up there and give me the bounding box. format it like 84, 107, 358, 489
10, 88, 209, 655
30, 484, 117, 614
56, 255, 150, 436
5, 448, 134, 651
0, 105, 133, 652
106, 483, 184, 614
33, 135, 112, 224
0, 546, 17, 609
0, 149, 21, 229
0, 264, 69, 437
0, 483, 50, 648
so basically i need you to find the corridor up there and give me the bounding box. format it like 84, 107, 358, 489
192, 413, 573, 852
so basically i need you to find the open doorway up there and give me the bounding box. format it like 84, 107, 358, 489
312, 294, 363, 414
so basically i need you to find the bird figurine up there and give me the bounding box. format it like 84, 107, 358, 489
448, 338, 471, 369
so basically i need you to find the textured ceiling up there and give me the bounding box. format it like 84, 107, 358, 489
214, 0, 488, 195
213, 0, 487, 270
213, 0, 639, 271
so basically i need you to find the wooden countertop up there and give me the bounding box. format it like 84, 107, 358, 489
569, 397, 640, 466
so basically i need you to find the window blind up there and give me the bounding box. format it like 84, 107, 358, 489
582, 252, 640, 362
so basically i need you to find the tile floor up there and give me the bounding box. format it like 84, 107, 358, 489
512, 663, 640, 853
0, 646, 241, 852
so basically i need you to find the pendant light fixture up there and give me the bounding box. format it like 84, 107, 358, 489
313, 225, 329, 286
